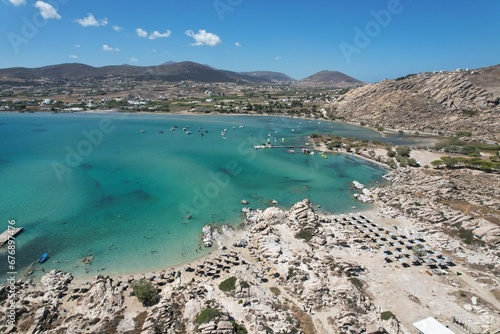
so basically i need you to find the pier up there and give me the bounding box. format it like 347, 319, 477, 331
0, 227, 23, 246
254, 144, 308, 150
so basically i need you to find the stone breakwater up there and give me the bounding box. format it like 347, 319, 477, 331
1, 196, 498, 333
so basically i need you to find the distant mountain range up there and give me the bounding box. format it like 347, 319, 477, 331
0, 61, 361, 86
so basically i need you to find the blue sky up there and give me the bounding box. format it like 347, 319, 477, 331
1, 0, 499, 82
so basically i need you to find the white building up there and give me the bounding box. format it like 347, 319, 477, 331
413, 317, 456, 334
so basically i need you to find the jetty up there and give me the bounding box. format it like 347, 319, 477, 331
0, 227, 23, 246
254, 144, 308, 150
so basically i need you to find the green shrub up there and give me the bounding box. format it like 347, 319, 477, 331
381, 310, 396, 321
406, 158, 419, 167
132, 279, 159, 306
455, 131, 472, 137
287, 267, 296, 279
219, 276, 237, 292
458, 227, 474, 244
232, 320, 248, 334
295, 229, 313, 242
195, 307, 220, 324
269, 287, 281, 296
461, 108, 478, 117
395, 145, 411, 157
349, 277, 363, 289
395, 73, 416, 81
239, 280, 250, 291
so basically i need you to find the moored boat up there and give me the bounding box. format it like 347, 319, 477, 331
38, 253, 48, 263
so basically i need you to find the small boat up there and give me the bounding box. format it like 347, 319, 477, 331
158, 130, 164, 134
140, 130, 145, 133
38, 253, 48, 263
185, 131, 192, 135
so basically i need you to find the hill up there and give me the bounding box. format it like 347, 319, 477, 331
298, 70, 363, 87
0, 61, 278, 84
327, 65, 500, 141
239, 71, 295, 83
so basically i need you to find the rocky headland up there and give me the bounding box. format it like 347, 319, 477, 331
328, 66, 500, 142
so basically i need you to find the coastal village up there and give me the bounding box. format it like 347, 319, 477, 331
0, 65, 499, 333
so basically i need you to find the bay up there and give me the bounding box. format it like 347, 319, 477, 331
0, 112, 392, 279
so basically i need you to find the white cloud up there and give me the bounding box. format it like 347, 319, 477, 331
137, 28, 172, 40
185, 29, 221, 46
75, 13, 108, 27
136, 28, 148, 38
235, 42, 241, 47
9, 0, 26, 6
130, 57, 139, 62
275, 56, 282, 61
75, 44, 80, 48
149, 30, 172, 40
102, 44, 120, 52
112, 25, 122, 32
69, 55, 78, 59
34, 1, 61, 20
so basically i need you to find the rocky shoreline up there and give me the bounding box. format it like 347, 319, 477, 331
1, 163, 499, 333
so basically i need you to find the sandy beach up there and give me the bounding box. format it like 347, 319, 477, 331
3, 183, 499, 333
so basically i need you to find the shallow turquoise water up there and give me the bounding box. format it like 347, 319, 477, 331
0, 113, 390, 280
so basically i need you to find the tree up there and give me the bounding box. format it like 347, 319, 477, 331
132, 279, 159, 306
431, 159, 443, 168
395, 145, 411, 157
219, 276, 237, 292
239, 280, 250, 296
406, 158, 419, 167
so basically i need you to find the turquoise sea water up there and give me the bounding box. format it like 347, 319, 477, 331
0, 112, 395, 280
